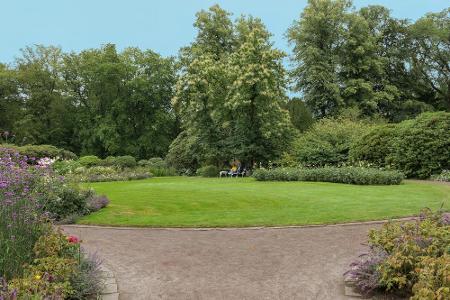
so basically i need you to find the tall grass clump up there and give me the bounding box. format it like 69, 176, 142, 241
0, 148, 48, 279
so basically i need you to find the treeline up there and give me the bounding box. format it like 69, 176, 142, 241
0, 1, 449, 166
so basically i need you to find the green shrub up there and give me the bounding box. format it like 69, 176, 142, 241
78, 155, 102, 167
52, 159, 82, 175
293, 118, 372, 167
387, 112, 450, 179
1, 144, 77, 160
196, 165, 220, 177
350, 112, 450, 179
350, 125, 397, 166
431, 170, 450, 182
253, 167, 404, 185
114, 156, 137, 169
70, 166, 151, 182
346, 209, 450, 298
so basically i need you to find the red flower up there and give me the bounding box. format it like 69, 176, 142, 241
67, 235, 80, 244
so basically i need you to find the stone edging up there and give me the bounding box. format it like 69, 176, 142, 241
64, 216, 417, 232
99, 264, 119, 300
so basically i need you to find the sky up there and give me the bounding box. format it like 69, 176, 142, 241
1, 0, 449, 63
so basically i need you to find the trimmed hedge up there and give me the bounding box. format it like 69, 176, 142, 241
252, 167, 404, 185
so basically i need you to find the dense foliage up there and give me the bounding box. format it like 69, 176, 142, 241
351, 112, 450, 178
293, 117, 372, 167
170, 5, 294, 171
1, 144, 77, 161
196, 165, 220, 178
253, 167, 404, 185
345, 209, 450, 299
288, 1, 449, 120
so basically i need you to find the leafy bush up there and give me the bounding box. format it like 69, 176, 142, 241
52, 159, 82, 175
431, 170, 450, 182
350, 125, 397, 166
350, 112, 450, 179
253, 167, 404, 185
78, 155, 102, 168
1, 144, 77, 161
6, 229, 104, 299
86, 194, 110, 212
196, 165, 220, 177
346, 209, 450, 298
104, 155, 137, 169
293, 118, 372, 167
387, 112, 450, 179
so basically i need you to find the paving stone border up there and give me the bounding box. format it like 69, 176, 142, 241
99, 264, 119, 300
64, 216, 416, 232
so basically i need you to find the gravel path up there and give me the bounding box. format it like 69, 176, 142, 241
63, 223, 379, 300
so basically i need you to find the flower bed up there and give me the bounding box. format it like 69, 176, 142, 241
0, 148, 105, 298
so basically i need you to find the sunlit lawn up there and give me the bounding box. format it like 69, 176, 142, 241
78, 177, 449, 227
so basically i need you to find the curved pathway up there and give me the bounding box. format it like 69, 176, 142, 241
63, 223, 380, 300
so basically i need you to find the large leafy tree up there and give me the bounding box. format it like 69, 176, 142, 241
13, 46, 76, 149
63, 44, 177, 158
226, 17, 294, 164
172, 5, 235, 167
288, 0, 350, 118
0, 64, 21, 136
409, 8, 450, 111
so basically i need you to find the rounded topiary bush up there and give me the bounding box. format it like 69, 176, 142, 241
112, 156, 137, 169
196, 165, 220, 177
78, 155, 102, 168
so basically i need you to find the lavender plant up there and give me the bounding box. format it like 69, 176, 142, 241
0, 148, 49, 279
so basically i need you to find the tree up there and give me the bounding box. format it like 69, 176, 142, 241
409, 8, 450, 111
288, 0, 351, 118
63, 44, 177, 158
285, 98, 314, 132
0, 64, 21, 136
171, 5, 236, 166
226, 17, 294, 164
13, 45, 75, 149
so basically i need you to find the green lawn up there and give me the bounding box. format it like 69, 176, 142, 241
77, 177, 449, 227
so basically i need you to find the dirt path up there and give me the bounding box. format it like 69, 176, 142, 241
63, 223, 378, 300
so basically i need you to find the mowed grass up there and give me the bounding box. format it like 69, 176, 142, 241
77, 177, 449, 227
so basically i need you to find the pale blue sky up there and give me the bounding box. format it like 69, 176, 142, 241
2, 0, 448, 63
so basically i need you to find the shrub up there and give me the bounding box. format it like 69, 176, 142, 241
86, 195, 110, 212
350, 112, 450, 179
1, 144, 77, 161
346, 209, 450, 298
52, 159, 82, 175
196, 165, 220, 177
70, 166, 151, 182
387, 112, 450, 179
78, 155, 102, 168
252, 167, 404, 185
350, 125, 397, 166
7, 229, 104, 299
431, 170, 450, 182
293, 118, 372, 167
113, 155, 137, 169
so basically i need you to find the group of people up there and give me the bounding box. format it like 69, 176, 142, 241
220, 161, 247, 177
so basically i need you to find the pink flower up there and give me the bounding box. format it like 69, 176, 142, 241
67, 235, 80, 244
